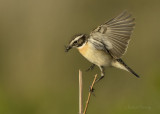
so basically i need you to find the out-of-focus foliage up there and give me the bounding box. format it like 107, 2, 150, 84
0, 0, 160, 114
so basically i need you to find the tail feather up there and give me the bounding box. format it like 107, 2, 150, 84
116, 59, 140, 78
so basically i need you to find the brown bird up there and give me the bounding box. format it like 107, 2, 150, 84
66, 11, 139, 82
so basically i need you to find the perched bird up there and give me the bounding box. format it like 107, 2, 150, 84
66, 11, 139, 82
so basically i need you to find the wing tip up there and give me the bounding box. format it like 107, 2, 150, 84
106, 10, 135, 25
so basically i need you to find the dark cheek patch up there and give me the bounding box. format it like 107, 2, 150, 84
79, 39, 83, 44
77, 39, 85, 47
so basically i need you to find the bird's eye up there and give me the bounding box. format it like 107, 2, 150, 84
74, 41, 78, 44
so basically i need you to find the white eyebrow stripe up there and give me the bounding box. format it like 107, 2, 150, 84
74, 35, 83, 41
70, 35, 83, 44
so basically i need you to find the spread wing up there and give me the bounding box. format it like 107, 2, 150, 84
89, 11, 135, 59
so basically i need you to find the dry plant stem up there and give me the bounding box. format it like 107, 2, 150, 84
83, 74, 98, 114
79, 70, 83, 114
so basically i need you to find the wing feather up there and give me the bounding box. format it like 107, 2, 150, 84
90, 11, 135, 59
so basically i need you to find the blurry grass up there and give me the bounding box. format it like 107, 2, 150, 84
0, 0, 160, 113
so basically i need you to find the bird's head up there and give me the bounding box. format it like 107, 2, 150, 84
65, 34, 88, 52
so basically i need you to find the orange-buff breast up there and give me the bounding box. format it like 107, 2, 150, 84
78, 43, 89, 56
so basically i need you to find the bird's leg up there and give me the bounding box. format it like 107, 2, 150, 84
88, 65, 104, 93
96, 66, 105, 83
86, 64, 95, 71
89, 66, 105, 93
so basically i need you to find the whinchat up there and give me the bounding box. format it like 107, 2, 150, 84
66, 11, 139, 82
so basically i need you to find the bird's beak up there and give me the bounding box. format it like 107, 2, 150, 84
65, 45, 72, 52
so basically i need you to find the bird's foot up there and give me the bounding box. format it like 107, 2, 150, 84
89, 86, 96, 96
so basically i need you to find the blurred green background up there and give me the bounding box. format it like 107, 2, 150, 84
0, 0, 160, 114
